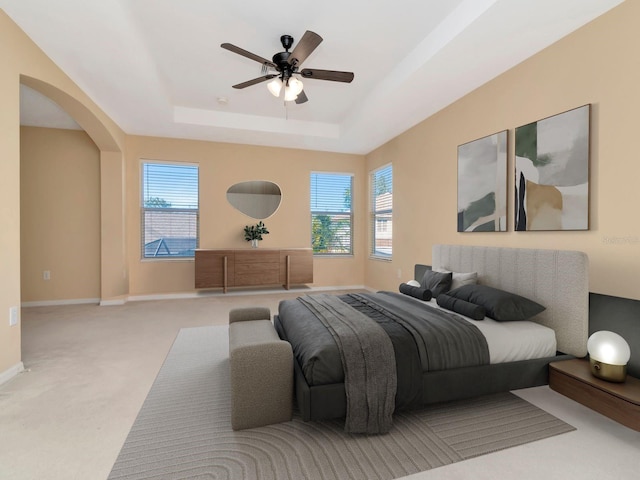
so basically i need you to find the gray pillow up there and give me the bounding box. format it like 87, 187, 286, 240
447, 284, 545, 321
435, 268, 478, 290
436, 293, 485, 321
420, 270, 452, 298
399, 283, 432, 301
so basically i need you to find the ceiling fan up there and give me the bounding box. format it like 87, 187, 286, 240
221, 30, 354, 104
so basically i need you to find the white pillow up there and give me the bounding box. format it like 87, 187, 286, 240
406, 279, 421, 287
435, 268, 478, 290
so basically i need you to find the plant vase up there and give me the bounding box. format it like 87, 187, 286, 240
244, 221, 269, 249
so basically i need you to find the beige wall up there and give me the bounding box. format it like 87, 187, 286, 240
125, 135, 366, 295
18, 130, 368, 299
20, 127, 101, 303
365, 1, 640, 300
0, 10, 125, 376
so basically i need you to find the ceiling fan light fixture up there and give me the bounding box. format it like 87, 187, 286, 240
267, 78, 283, 97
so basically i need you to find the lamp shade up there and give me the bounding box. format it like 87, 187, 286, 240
288, 77, 303, 95
283, 77, 303, 101
587, 331, 631, 365
267, 78, 283, 97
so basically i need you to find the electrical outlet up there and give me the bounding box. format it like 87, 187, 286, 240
9, 307, 18, 327
397, 268, 402, 279
43, 270, 51, 281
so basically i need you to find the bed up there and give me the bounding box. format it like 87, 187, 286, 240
273, 245, 589, 431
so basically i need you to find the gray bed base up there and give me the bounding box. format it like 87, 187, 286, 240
274, 315, 572, 421
276, 244, 588, 422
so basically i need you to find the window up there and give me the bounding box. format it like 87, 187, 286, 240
141, 161, 199, 259
370, 164, 392, 258
310, 172, 353, 255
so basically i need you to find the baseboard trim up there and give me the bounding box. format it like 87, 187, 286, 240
22, 298, 100, 308
20, 286, 374, 308
0, 362, 25, 387
128, 285, 371, 303
99, 298, 127, 306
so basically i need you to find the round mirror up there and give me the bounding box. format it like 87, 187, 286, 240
226, 181, 282, 219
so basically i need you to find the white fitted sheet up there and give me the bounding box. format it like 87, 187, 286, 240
461, 315, 557, 364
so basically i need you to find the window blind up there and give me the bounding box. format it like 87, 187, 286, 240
371, 164, 392, 258
310, 172, 353, 255
141, 162, 199, 259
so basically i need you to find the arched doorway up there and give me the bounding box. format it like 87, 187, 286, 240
19, 76, 128, 303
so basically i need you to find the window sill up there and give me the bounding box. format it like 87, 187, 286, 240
369, 255, 392, 262
141, 257, 195, 263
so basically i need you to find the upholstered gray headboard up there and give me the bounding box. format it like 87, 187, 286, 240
431, 244, 589, 358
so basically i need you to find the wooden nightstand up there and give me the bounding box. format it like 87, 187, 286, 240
549, 359, 640, 431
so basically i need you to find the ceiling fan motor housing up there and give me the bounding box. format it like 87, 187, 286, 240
272, 51, 294, 79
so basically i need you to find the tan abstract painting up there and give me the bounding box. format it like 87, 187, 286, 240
515, 105, 590, 231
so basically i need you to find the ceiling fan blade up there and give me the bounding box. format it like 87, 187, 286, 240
300, 68, 354, 83
295, 90, 308, 104
221, 43, 277, 69
232, 74, 277, 89
287, 31, 323, 67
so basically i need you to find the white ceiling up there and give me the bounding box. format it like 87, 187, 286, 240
4, 0, 624, 154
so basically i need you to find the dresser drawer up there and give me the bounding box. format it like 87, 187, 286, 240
234, 262, 280, 285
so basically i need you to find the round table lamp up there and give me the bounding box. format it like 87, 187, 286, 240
587, 331, 631, 382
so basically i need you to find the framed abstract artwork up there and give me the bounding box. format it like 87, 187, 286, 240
515, 104, 590, 231
457, 130, 507, 232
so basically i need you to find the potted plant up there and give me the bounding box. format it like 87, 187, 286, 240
243, 221, 269, 248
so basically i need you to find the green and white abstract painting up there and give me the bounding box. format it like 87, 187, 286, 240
457, 130, 507, 232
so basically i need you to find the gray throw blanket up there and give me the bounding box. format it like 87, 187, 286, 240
298, 294, 397, 434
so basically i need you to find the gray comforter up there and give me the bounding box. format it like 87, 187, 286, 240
278, 292, 490, 431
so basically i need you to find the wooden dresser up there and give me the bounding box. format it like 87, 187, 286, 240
195, 248, 313, 293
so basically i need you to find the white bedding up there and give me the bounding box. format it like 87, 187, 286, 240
415, 297, 557, 364
461, 315, 557, 364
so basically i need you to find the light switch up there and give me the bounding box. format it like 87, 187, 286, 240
9, 306, 18, 326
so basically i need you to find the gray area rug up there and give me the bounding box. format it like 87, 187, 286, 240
108, 326, 575, 480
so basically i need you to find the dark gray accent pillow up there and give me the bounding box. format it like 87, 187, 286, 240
447, 284, 546, 321
436, 293, 486, 321
399, 283, 433, 301
420, 270, 452, 298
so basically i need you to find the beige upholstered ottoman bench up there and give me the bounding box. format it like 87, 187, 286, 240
228, 307, 293, 430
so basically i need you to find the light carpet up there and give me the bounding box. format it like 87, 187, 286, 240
108, 326, 575, 480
